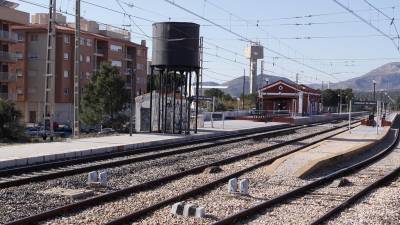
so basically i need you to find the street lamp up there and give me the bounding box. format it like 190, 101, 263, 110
373, 80, 376, 116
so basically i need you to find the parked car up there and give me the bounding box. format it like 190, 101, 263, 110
98, 128, 115, 135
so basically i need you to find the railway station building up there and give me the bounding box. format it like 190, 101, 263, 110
258, 80, 322, 116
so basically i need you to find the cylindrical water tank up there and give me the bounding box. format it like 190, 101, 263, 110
152, 22, 200, 68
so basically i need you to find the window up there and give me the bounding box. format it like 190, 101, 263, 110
17, 33, 23, 42
63, 70, 69, 78
85, 72, 90, 79
64, 35, 70, 44
64, 52, 69, 60
80, 37, 85, 45
80, 54, 83, 62
110, 44, 122, 52
136, 49, 142, 56
16, 69, 22, 77
86, 39, 92, 47
86, 55, 90, 63
30, 34, 38, 42
28, 53, 39, 60
111, 60, 122, 67
15, 51, 23, 59
63, 88, 69, 96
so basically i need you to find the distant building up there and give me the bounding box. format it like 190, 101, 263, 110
9, 12, 147, 124
0, 1, 29, 102
258, 80, 321, 116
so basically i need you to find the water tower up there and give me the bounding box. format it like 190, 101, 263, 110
149, 22, 200, 134
245, 43, 264, 94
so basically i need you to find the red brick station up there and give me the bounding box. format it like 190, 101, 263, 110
257, 80, 322, 116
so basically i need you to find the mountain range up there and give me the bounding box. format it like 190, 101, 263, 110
205, 62, 400, 97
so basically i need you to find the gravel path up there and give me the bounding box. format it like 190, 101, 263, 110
40, 125, 347, 225
327, 177, 400, 225
0, 124, 339, 224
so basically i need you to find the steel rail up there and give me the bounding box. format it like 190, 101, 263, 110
309, 149, 400, 225
211, 119, 399, 225
5, 121, 358, 225
101, 122, 361, 225
0, 123, 294, 177
0, 124, 306, 188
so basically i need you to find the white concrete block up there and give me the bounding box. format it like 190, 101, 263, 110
239, 178, 250, 195
183, 203, 197, 217
195, 207, 205, 218
228, 178, 238, 193
87, 171, 98, 184
171, 201, 185, 216
98, 171, 107, 186
27, 156, 44, 165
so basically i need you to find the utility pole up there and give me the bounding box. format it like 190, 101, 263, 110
43, 0, 56, 140
199, 36, 203, 97
242, 68, 245, 110
73, 0, 80, 137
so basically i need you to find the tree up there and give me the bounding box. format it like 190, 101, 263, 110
0, 99, 26, 141
322, 89, 339, 107
81, 62, 130, 129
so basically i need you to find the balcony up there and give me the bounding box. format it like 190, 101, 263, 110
0, 51, 17, 63
0, 72, 16, 82
0, 30, 17, 43
94, 48, 106, 57
125, 53, 134, 61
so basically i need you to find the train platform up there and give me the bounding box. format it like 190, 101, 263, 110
265, 125, 390, 178
0, 120, 284, 169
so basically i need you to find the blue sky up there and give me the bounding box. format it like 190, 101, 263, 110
13, 0, 400, 84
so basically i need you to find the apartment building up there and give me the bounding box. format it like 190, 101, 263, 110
11, 13, 148, 124
0, 1, 29, 102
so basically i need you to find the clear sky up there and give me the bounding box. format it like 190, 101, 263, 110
13, 0, 400, 85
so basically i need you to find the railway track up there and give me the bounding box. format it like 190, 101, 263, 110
0, 120, 349, 189
3, 120, 360, 225
211, 118, 400, 225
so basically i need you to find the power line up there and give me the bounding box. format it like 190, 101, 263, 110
332, 0, 400, 53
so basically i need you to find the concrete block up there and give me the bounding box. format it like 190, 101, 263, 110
228, 178, 238, 193
87, 171, 98, 184
27, 156, 44, 165
98, 171, 107, 186
183, 203, 197, 217
15, 158, 28, 167
171, 201, 185, 216
239, 178, 250, 195
195, 207, 205, 218
0, 159, 16, 169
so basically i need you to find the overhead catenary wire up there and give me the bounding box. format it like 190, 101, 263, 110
332, 0, 400, 53
164, 0, 340, 82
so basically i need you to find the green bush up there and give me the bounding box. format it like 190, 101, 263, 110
0, 99, 27, 142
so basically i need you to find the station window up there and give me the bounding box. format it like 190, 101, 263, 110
64, 35, 70, 44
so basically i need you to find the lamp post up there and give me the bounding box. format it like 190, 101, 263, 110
373, 80, 377, 116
